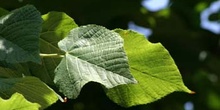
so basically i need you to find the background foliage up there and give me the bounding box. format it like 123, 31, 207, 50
0, 0, 219, 110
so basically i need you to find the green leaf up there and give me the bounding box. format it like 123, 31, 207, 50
29, 12, 78, 85
54, 25, 137, 99
41, 11, 78, 40
106, 29, 192, 107
0, 64, 30, 78
0, 7, 9, 17
0, 5, 42, 64
0, 92, 40, 110
0, 76, 58, 109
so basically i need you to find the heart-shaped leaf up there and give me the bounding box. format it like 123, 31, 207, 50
106, 29, 193, 107
54, 25, 137, 99
0, 5, 42, 64
0, 93, 40, 110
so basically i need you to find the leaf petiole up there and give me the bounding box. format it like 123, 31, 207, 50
40, 53, 64, 58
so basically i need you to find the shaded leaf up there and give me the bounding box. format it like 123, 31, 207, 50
29, 12, 78, 85
106, 29, 192, 107
54, 25, 137, 99
0, 7, 9, 17
0, 92, 40, 110
0, 5, 42, 64
0, 63, 30, 78
0, 76, 58, 109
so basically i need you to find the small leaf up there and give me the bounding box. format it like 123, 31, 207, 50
0, 5, 42, 64
0, 76, 58, 109
0, 92, 40, 110
29, 12, 78, 85
54, 25, 137, 99
106, 29, 192, 107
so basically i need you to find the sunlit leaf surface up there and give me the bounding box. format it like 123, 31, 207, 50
0, 93, 40, 110
106, 29, 192, 107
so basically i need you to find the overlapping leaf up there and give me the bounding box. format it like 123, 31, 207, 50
0, 93, 40, 110
106, 29, 192, 107
29, 12, 78, 85
54, 25, 137, 99
0, 76, 58, 109
0, 5, 42, 64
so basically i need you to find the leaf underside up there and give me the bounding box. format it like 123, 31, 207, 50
54, 25, 137, 99
105, 29, 192, 107
0, 5, 42, 64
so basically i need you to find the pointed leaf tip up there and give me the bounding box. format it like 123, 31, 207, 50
54, 25, 137, 99
189, 91, 196, 94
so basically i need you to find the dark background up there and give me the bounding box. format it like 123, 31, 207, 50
0, 0, 220, 110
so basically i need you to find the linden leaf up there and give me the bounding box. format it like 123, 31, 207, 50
106, 29, 192, 107
54, 25, 137, 99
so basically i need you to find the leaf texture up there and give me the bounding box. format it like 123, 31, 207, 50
54, 25, 137, 99
0, 5, 42, 64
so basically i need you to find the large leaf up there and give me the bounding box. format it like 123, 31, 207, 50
54, 25, 137, 99
0, 5, 42, 64
106, 29, 193, 107
0, 76, 58, 109
29, 12, 78, 85
0, 92, 40, 110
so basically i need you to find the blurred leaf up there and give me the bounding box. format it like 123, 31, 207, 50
0, 5, 42, 64
209, 13, 220, 21
106, 29, 192, 107
195, 2, 208, 12
29, 12, 78, 85
0, 7, 9, 17
0, 92, 41, 110
0, 76, 58, 109
156, 9, 170, 18
54, 25, 137, 99
207, 91, 220, 110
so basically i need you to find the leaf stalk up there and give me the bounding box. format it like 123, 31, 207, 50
40, 53, 64, 58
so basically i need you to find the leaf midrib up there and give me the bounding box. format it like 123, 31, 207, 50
131, 67, 182, 87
